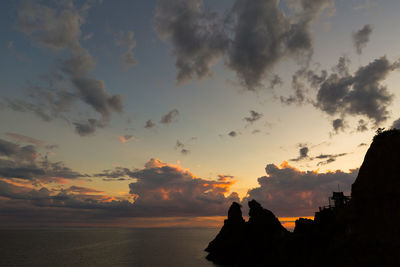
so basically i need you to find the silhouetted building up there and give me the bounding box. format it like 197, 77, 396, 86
319, 191, 350, 211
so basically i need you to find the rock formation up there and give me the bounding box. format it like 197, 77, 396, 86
351, 129, 400, 243
206, 129, 400, 266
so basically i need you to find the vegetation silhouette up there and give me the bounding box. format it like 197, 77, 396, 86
206, 129, 400, 266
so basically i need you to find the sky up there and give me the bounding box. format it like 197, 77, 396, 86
1, 0, 400, 228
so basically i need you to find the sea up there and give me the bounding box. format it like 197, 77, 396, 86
0, 228, 222, 267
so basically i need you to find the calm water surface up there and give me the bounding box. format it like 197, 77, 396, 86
0, 228, 222, 267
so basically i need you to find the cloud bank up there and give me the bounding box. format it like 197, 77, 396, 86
244, 161, 358, 217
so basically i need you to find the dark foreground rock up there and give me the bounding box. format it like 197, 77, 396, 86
205, 129, 400, 266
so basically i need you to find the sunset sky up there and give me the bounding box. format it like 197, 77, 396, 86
1, 0, 400, 228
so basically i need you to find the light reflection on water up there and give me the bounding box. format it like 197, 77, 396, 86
0, 228, 222, 267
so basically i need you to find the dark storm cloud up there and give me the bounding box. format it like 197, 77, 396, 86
12, 1, 123, 136
316, 56, 397, 126
244, 162, 358, 216
353, 24, 373, 54
160, 109, 180, 124
144, 119, 156, 129
244, 110, 263, 124
155, 0, 333, 90
155, 0, 228, 84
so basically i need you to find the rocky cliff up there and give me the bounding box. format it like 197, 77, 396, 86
206, 129, 400, 266
351, 129, 400, 243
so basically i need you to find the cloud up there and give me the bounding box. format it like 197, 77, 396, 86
315, 56, 397, 127
11, 1, 123, 136
95, 167, 132, 181
17, 1, 83, 50
352, 24, 372, 54
128, 158, 239, 216
155, 0, 333, 90
244, 110, 263, 124
73, 118, 104, 136
160, 109, 180, 124
290, 146, 309, 162
5, 133, 44, 147
228, 131, 237, 137
289, 144, 348, 165
4, 132, 58, 151
227, 0, 332, 90
118, 135, 137, 143
332, 118, 346, 133
356, 119, 368, 132
4, 98, 53, 122
269, 74, 283, 89
315, 153, 348, 166
174, 140, 190, 155
0, 158, 240, 223
0, 138, 85, 183
391, 118, 400, 129
144, 120, 156, 129
280, 69, 309, 105
115, 30, 137, 67
155, 0, 228, 84
244, 161, 358, 217
65, 185, 105, 194
71, 78, 123, 118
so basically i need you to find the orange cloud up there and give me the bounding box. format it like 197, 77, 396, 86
118, 135, 137, 143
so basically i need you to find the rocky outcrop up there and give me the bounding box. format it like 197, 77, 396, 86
351, 129, 400, 243
205, 202, 245, 264
206, 129, 400, 266
205, 200, 289, 266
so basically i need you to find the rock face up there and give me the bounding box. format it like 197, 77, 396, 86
351, 129, 400, 243
205, 129, 400, 266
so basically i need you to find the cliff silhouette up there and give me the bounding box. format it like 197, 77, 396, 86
206, 129, 400, 266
